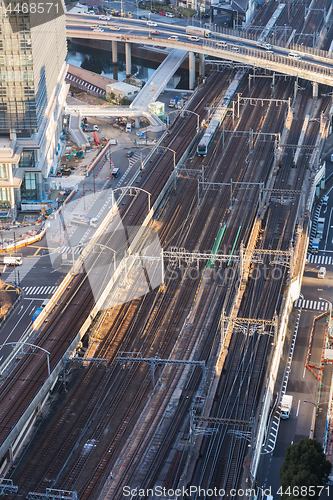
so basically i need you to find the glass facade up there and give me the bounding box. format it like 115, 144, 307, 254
0, 1, 67, 132
21, 172, 37, 200
0, 164, 8, 179
18, 149, 35, 168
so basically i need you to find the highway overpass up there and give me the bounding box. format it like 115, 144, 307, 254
66, 13, 333, 91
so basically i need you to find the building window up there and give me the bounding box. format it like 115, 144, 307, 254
21, 172, 37, 200
19, 149, 35, 168
0, 164, 8, 179
0, 187, 10, 208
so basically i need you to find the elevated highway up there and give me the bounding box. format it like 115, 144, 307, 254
66, 13, 333, 89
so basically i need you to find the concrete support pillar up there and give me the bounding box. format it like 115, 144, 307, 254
125, 42, 131, 77
189, 51, 195, 90
135, 117, 140, 128
112, 40, 118, 65
199, 53, 205, 77
312, 81, 318, 99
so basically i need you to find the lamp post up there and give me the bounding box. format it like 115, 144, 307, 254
166, 109, 200, 135
5, 342, 51, 377
180, 109, 200, 134
303, 400, 319, 439
319, 297, 332, 337
157, 145, 176, 170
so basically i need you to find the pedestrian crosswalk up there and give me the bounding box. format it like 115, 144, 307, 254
23, 285, 58, 296
59, 246, 83, 255
306, 254, 332, 265
293, 299, 329, 311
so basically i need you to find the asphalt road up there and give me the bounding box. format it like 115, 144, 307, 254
257, 189, 333, 496
0, 133, 149, 367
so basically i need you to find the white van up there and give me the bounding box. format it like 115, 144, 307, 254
281, 395, 293, 419
126, 122, 132, 133
288, 52, 301, 60
318, 267, 326, 279
112, 168, 120, 178
4, 256, 23, 265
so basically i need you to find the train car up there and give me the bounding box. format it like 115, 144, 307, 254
197, 70, 244, 157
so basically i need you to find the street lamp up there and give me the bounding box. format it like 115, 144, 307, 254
180, 109, 200, 134
4, 342, 51, 377
319, 297, 332, 337
303, 400, 319, 439
157, 145, 176, 170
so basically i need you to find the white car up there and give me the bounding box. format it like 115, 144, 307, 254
111, 26, 121, 31
168, 35, 179, 41
216, 41, 227, 48
93, 125, 99, 131
147, 21, 157, 27
93, 29, 104, 32
99, 16, 106, 20
288, 52, 301, 59
188, 35, 200, 41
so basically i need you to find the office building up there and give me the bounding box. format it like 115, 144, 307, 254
0, 1, 68, 219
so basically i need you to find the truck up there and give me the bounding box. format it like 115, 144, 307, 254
4, 255, 23, 265
169, 96, 179, 108
310, 237, 320, 254
280, 394, 293, 419
316, 217, 325, 239
71, 214, 99, 228
93, 131, 99, 146
185, 26, 212, 38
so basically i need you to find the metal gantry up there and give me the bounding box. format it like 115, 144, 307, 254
236, 94, 291, 114
27, 489, 78, 500
220, 311, 278, 346
259, 187, 302, 209
116, 354, 205, 387
190, 411, 254, 439
197, 177, 264, 208
164, 247, 240, 268
0, 479, 18, 495
62, 356, 108, 390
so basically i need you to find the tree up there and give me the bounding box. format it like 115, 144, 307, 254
279, 438, 331, 500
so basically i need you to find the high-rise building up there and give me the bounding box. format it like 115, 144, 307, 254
0, 1, 68, 219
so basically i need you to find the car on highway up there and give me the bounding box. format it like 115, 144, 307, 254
159, 12, 166, 15
90, 25, 98, 29
126, 151, 134, 158
93, 29, 104, 32
151, 30, 160, 35
216, 41, 228, 48
147, 21, 157, 27
165, 12, 175, 17
288, 52, 301, 59
99, 16, 106, 20
168, 35, 179, 41
111, 26, 121, 30
188, 35, 200, 41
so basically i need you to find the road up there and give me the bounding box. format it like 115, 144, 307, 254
258, 188, 333, 497
0, 131, 150, 367
65, 12, 333, 72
